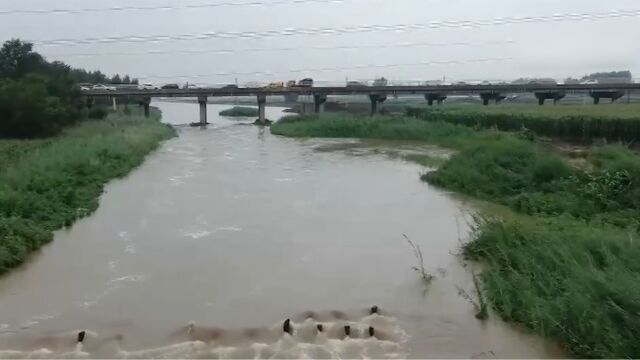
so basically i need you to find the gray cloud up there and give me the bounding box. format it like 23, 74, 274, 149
1, 0, 638, 84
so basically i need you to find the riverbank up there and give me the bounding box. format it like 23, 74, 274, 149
0, 109, 175, 274
271, 113, 640, 358
406, 103, 640, 143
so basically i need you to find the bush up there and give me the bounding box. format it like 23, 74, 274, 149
88, 106, 108, 119
407, 106, 640, 142
0, 75, 81, 138
424, 137, 574, 198
465, 217, 640, 358
0, 112, 174, 273
219, 106, 259, 117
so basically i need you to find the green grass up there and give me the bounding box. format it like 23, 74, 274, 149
272, 114, 511, 149
219, 106, 259, 117
466, 217, 640, 358
271, 113, 640, 358
416, 103, 640, 119
406, 104, 640, 142
402, 153, 446, 168
0, 110, 174, 273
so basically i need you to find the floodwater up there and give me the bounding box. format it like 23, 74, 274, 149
0, 102, 561, 358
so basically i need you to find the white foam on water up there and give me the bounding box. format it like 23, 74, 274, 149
181, 229, 213, 239
108, 260, 118, 272
216, 227, 242, 232
0, 310, 407, 359
275, 178, 294, 183
118, 231, 132, 242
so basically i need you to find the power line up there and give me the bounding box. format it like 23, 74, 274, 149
0, 0, 357, 15
32, 9, 640, 47
52, 40, 515, 58
134, 57, 513, 79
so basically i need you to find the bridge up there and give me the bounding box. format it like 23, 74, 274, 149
82, 83, 640, 125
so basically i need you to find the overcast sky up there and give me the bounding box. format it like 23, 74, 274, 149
1, 0, 639, 85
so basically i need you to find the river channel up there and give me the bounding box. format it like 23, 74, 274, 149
0, 102, 560, 358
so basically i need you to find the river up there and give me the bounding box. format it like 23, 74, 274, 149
0, 102, 560, 358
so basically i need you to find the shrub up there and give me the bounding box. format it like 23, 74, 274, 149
465, 217, 640, 358
88, 106, 108, 119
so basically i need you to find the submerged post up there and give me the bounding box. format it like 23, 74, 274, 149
313, 94, 327, 113
112, 97, 117, 111
257, 94, 267, 125
198, 96, 208, 125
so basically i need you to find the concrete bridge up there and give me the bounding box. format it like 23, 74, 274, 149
83, 83, 640, 125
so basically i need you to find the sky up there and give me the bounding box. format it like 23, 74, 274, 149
1, 0, 639, 85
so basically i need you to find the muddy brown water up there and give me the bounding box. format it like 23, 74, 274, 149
0, 102, 561, 358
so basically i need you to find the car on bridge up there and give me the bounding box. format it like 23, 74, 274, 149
373, 77, 388, 87
286, 80, 297, 88
78, 83, 92, 91
346, 81, 368, 88
161, 84, 180, 90
138, 83, 159, 90
297, 78, 314, 87
92, 84, 116, 91
265, 82, 284, 89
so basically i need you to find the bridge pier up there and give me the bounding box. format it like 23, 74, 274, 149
535, 91, 566, 105
480, 92, 506, 106
86, 97, 94, 109
314, 94, 327, 113
257, 94, 267, 125
198, 96, 208, 125
369, 94, 387, 115
425, 93, 447, 106
112, 97, 117, 111
590, 90, 625, 105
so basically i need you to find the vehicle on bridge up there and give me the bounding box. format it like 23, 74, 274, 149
373, 77, 388, 87
221, 84, 239, 90
265, 82, 284, 90
92, 84, 116, 91
346, 81, 368, 88
161, 83, 180, 90
138, 83, 159, 90
79, 83, 92, 91
297, 78, 314, 87
286, 80, 297, 88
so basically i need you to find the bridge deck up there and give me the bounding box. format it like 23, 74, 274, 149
82, 83, 640, 98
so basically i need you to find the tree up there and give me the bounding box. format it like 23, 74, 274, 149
122, 75, 131, 84
581, 71, 632, 83
0, 39, 46, 79
131, 78, 139, 85
0, 75, 80, 138
111, 74, 122, 84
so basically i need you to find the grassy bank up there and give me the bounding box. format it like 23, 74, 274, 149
0, 110, 174, 273
406, 104, 640, 143
271, 113, 640, 358
219, 106, 259, 117
271, 114, 509, 149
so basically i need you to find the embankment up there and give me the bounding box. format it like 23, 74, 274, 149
271, 113, 640, 358
406, 104, 640, 143
0, 109, 175, 273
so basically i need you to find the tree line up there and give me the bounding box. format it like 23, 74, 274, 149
0, 38, 137, 138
